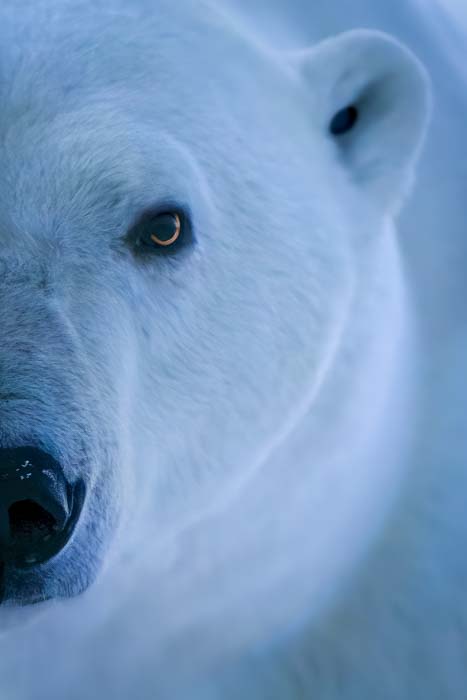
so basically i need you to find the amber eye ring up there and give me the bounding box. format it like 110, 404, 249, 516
150, 213, 181, 247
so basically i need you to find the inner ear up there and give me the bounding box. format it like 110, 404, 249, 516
296, 30, 432, 215
326, 70, 413, 173
329, 105, 359, 136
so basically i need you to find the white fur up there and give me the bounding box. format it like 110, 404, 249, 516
0, 2, 433, 698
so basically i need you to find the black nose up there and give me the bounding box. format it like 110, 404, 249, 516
0, 447, 85, 568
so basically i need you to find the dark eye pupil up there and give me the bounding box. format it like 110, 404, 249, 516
129, 209, 192, 257
329, 105, 358, 136
137, 211, 182, 250
150, 213, 180, 245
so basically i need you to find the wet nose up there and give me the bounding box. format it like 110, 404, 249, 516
0, 447, 85, 568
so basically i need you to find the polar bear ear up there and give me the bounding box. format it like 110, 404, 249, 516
296, 30, 431, 214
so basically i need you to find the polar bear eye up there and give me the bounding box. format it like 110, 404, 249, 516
149, 213, 181, 247
329, 105, 358, 136
130, 210, 191, 256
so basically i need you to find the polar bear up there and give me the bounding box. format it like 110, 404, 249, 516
0, 0, 432, 697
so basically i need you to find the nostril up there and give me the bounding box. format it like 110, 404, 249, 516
9, 500, 58, 563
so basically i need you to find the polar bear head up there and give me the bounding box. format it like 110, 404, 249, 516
0, 2, 430, 608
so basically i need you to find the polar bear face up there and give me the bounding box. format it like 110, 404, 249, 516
0, 2, 430, 605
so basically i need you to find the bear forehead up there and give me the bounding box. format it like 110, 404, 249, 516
0, 0, 324, 238
0, 1, 273, 109
0, 0, 306, 178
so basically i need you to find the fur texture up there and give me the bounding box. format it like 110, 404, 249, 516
0, 1, 432, 697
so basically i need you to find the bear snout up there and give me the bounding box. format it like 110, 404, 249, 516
0, 446, 85, 604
